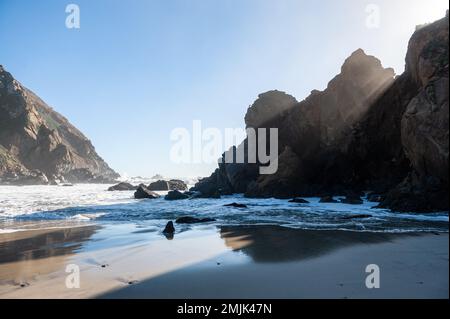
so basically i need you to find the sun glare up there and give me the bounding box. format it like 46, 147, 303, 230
411, 0, 449, 25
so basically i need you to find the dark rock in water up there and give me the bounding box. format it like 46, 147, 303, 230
319, 196, 338, 203
289, 198, 310, 204
168, 179, 188, 191
148, 179, 188, 191
164, 190, 189, 201
108, 182, 137, 191
367, 193, 384, 203
148, 180, 170, 191
376, 172, 449, 212
175, 216, 216, 224
163, 221, 175, 234
340, 194, 364, 205
341, 214, 372, 220
224, 203, 248, 208
134, 185, 160, 199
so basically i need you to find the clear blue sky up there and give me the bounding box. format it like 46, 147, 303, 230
0, 0, 448, 178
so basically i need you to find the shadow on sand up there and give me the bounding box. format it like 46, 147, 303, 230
98, 225, 415, 298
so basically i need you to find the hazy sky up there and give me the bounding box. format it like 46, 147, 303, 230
0, 0, 448, 178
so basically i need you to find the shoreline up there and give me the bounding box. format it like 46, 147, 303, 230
0, 223, 447, 299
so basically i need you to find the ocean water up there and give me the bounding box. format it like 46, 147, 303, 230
0, 184, 448, 234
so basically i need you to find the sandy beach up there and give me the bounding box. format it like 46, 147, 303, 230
0, 222, 447, 299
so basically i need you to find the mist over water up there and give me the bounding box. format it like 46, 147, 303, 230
0, 184, 448, 234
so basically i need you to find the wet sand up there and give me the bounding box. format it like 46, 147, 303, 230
0, 223, 448, 299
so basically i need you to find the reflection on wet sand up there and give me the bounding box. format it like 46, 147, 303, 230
219, 225, 414, 262
0, 225, 99, 286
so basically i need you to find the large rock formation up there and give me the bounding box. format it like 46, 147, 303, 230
193, 49, 396, 197
192, 15, 449, 212
0, 66, 119, 184
372, 16, 449, 212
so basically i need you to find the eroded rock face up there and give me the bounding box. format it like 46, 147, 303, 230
381, 16, 449, 212
0, 66, 119, 184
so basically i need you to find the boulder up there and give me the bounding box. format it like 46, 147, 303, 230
163, 221, 175, 234
319, 196, 338, 203
134, 185, 160, 199
367, 193, 384, 203
175, 216, 216, 224
340, 194, 364, 205
168, 179, 188, 191
148, 179, 188, 191
164, 190, 189, 201
148, 180, 170, 191
224, 203, 248, 208
108, 182, 137, 191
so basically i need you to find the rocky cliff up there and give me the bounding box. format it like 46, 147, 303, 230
192, 15, 449, 212
0, 66, 119, 184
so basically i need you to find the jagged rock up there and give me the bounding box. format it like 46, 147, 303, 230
175, 216, 216, 224
289, 198, 310, 203
164, 190, 189, 201
134, 185, 160, 199
0, 66, 119, 184
194, 48, 395, 200
355, 15, 449, 212
108, 182, 137, 191
224, 203, 247, 208
319, 196, 338, 203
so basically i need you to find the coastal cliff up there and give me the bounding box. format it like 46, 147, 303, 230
192, 15, 449, 212
0, 66, 119, 184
